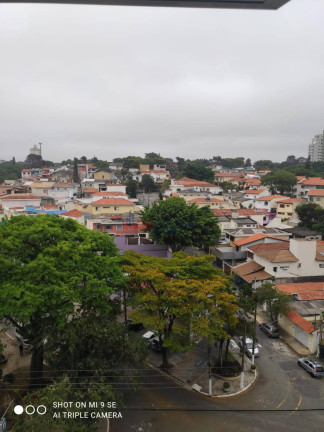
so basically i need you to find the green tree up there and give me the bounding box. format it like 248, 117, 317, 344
256, 282, 291, 322
183, 161, 214, 183
139, 174, 157, 193
0, 162, 23, 183
123, 251, 237, 368
125, 179, 138, 198
141, 197, 221, 252
296, 202, 324, 232
261, 170, 297, 195
0, 215, 123, 387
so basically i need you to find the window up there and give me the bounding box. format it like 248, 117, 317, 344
273, 267, 277, 272
96, 207, 99, 211
298, 263, 302, 268
114, 206, 119, 210
319, 264, 324, 268
96, 224, 101, 230
116, 224, 122, 230
105, 224, 111, 230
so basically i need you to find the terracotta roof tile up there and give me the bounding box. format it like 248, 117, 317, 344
307, 189, 324, 197
62, 210, 84, 218
93, 198, 134, 206
233, 260, 264, 277
234, 235, 289, 247
298, 177, 324, 186
277, 282, 324, 294
287, 310, 317, 334
93, 191, 127, 196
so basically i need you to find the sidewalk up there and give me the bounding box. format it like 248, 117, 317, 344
148, 338, 257, 397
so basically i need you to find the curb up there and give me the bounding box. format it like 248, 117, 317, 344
147, 361, 258, 399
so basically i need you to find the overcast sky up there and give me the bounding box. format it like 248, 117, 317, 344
0, 0, 324, 164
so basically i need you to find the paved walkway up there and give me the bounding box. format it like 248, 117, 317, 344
147, 338, 256, 397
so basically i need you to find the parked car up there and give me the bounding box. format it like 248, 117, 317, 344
125, 320, 144, 332
259, 322, 279, 338
239, 336, 259, 358
0, 355, 8, 366
298, 358, 324, 378
142, 330, 158, 346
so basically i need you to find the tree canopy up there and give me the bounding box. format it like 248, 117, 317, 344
141, 197, 221, 251
256, 282, 291, 322
183, 161, 214, 183
0, 215, 123, 386
296, 202, 324, 233
261, 170, 297, 195
122, 251, 238, 368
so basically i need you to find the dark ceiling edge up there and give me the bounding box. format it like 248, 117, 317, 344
0, 0, 291, 10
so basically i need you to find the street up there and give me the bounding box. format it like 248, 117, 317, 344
111, 327, 324, 432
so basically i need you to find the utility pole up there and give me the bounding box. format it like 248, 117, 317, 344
251, 277, 257, 365
240, 318, 246, 389
208, 343, 212, 396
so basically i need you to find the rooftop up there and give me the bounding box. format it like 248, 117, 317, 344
287, 310, 317, 334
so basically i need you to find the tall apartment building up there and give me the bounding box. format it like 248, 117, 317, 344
308, 131, 324, 162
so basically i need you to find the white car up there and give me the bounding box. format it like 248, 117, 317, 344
239, 336, 259, 358
142, 330, 157, 345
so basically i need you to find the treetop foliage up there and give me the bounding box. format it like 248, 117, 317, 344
141, 197, 221, 251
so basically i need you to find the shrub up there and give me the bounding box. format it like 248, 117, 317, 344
223, 381, 230, 390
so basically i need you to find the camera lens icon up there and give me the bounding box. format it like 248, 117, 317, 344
14, 405, 47, 416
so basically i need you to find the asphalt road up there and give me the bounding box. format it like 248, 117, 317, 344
111, 327, 324, 432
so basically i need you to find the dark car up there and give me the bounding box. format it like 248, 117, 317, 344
0, 355, 8, 366
259, 322, 279, 338
298, 358, 324, 378
125, 320, 144, 331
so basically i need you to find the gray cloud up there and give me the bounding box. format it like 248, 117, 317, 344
0, 0, 324, 164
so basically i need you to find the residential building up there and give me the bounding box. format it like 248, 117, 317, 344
214, 172, 245, 186
187, 197, 227, 209
1, 194, 41, 210
224, 227, 290, 245
60, 209, 85, 224
276, 198, 305, 220
296, 177, 324, 198
281, 227, 322, 240
254, 195, 287, 212
87, 214, 146, 236
276, 282, 324, 354
247, 239, 324, 279
307, 189, 324, 207
83, 198, 136, 215
242, 189, 268, 200
30, 181, 55, 197
308, 131, 324, 162
232, 260, 273, 287
170, 178, 221, 194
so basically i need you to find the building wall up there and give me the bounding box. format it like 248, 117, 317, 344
86, 204, 135, 215
308, 195, 324, 208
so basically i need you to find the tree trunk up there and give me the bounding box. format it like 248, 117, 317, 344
219, 339, 224, 368
160, 347, 169, 369
224, 339, 231, 365
29, 342, 44, 389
